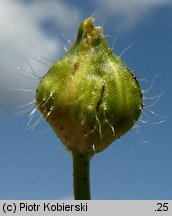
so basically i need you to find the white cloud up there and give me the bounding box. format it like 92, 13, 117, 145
0, 0, 81, 107
92, 0, 172, 31
26, 0, 78, 29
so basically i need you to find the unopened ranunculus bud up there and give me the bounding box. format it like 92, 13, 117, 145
36, 17, 142, 155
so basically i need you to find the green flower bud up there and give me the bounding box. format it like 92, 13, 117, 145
36, 17, 143, 155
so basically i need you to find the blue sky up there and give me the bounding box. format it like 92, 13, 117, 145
0, 0, 172, 200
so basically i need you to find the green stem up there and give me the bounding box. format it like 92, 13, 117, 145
72, 150, 91, 200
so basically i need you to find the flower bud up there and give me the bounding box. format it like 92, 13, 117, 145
36, 17, 143, 154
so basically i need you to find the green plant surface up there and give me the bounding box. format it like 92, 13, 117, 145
35, 17, 142, 200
